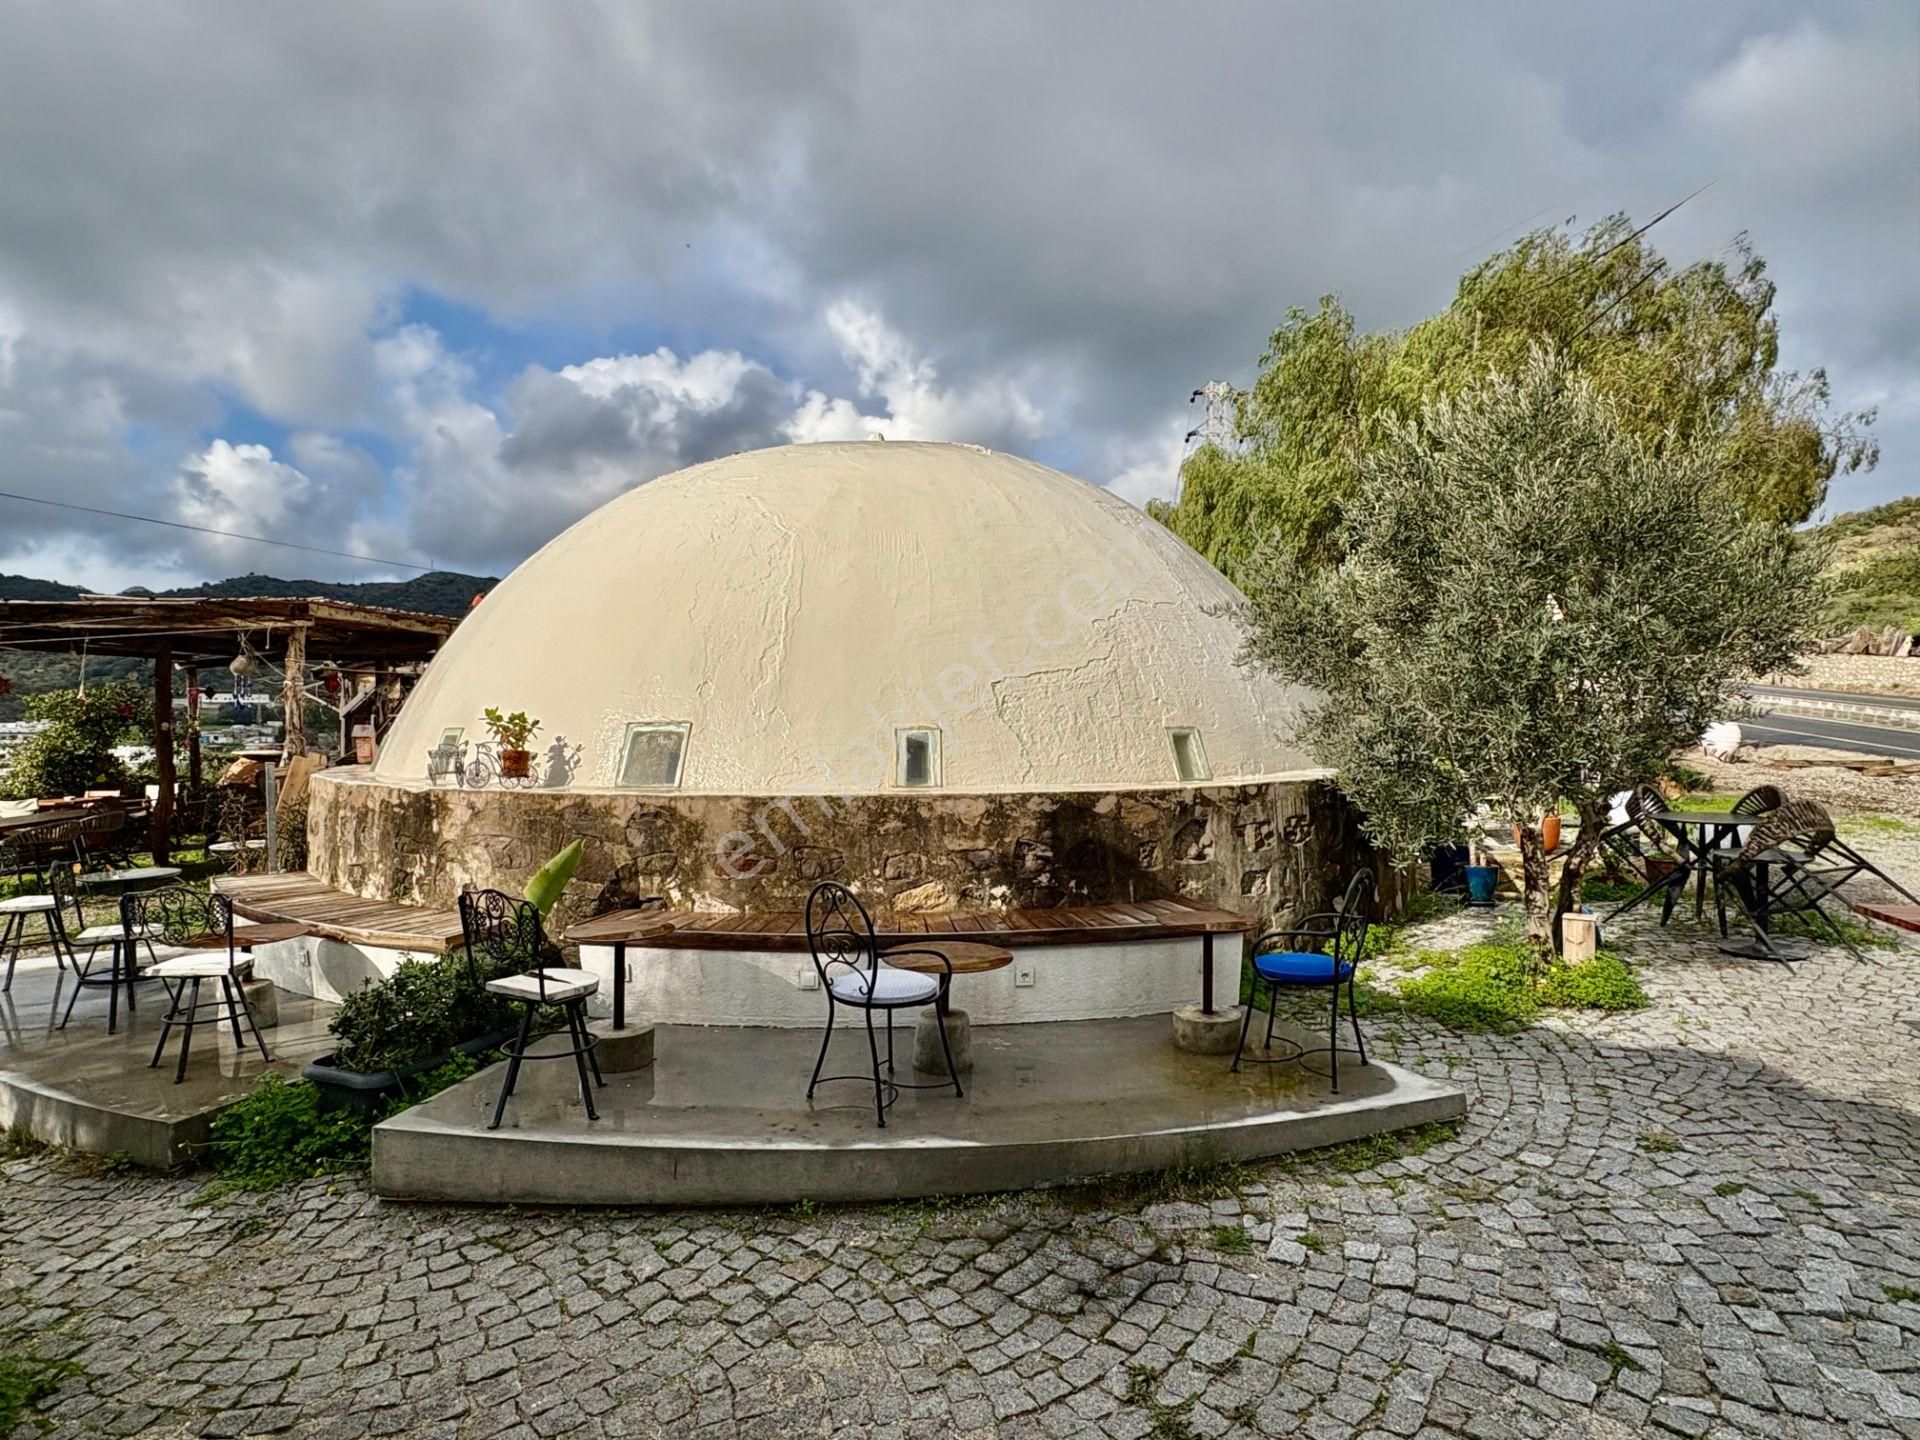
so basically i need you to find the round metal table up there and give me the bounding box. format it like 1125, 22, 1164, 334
882, 940, 1013, 1074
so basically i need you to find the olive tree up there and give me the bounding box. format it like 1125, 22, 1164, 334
1239, 349, 1820, 968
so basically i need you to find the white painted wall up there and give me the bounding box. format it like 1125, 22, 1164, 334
250, 936, 438, 1005
575, 936, 1243, 1028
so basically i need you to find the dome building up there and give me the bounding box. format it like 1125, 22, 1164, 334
307, 441, 1376, 932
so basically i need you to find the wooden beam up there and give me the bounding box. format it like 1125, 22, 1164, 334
282, 624, 309, 759
150, 639, 174, 864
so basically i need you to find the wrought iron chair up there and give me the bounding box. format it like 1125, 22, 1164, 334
459, 888, 602, 1130
1231, 869, 1375, 1092
134, 887, 272, 1082
0, 854, 78, 992
1711, 799, 1863, 963
1599, 785, 1697, 922
804, 881, 962, 1128
58, 867, 160, 1033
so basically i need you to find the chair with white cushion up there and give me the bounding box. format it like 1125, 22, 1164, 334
804, 881, 961, 1127
58, 877, 160, 1033
459, 888, 602, 1130
0, 846, 78, 992
133, 888, 271, 1083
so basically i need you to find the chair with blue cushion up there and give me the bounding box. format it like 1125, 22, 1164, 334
1231, 869, 1375, 1091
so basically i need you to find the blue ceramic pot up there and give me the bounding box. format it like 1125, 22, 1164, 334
1464, 864, 1499, 905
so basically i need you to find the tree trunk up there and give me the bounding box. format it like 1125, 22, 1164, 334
1552, 798, 1608, 932
1515, 823, 1554, 975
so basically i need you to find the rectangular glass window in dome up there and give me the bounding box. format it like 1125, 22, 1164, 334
619, 722, 690, 788
896, 728, 940, 787
1169, 728, 1210, 783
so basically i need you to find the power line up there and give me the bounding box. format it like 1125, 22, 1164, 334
0, 489, 431, 572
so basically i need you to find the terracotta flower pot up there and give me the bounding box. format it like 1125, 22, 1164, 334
500, 748, 532, 779
1512, 814, 1562, 852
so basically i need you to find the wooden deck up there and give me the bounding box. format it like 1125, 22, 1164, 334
212, 872, 465, 952
662, 897, 1256, 952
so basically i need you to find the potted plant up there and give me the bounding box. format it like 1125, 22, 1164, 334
1511, 812, 1562, 853
483, 707, 540, 780
1463, 832, 1499, 907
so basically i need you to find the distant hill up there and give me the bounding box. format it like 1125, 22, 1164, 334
0, 568, 497, 717
1810, 498, 1920, 634
152, 570, 497, 618
0, 568, 496, 618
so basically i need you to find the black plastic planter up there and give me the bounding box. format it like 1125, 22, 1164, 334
304, 1030, 513, 1117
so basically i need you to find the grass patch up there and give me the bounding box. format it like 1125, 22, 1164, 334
1712, 1181, 1746, 1197
200, 1053, 484, 1199
1296, 1231, 1326, 1254
1673, 791, 1741, 812
1276, 1118, 1463, 1176
1123, 1365, 1200, 1440
1638, 1130, 1682, 1154
1885, 1284, 1920, 1305
0, 1351, 85, 1433
1056, 1156, 1249, 1214
1579, 875, 1641, 903
1766, 909, 1902, 952
1839, 812, 1920, 838
1371, 929, 1649, 1035
1205, 1224, 1256, 1255
1601, 1340, 1645, 1380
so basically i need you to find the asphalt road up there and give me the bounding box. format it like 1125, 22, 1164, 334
1741, 708, 1920, 758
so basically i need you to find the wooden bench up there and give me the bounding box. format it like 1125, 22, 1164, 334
658, 897, 1256, 1018
212, 872, 465, 953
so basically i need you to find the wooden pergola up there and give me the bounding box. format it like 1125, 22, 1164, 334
0, 595, 459, 861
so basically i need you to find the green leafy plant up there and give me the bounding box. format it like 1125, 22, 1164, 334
1205, 1224, 1256, 1255
481, 707, 540, 751
1372, 929, 1648, 1034
204, 1055, 485, 1197
1154, 219, 1874, 580
0, 1349, 85, 1433
328, 951, 518, 1075
524, 839, 583, 917
0, 681, 150, 800
1239, 349, 1818, 969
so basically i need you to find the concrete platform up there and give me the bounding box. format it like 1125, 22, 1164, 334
373, 1015, 1466, 1206
0, 951, 337, 1168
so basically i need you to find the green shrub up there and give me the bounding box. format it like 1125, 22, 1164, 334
329, 952, 519, 1075
205, 1074, 375, 1191
205, 1055, 485, 1197
0, 682, 149, 799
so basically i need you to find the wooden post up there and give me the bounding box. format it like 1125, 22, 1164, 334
151, 640, 174, 865
186, 667, 203, 821
282, 625, 309, 759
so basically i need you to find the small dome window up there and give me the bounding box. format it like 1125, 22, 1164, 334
1169, 728, 1210, 783
896, 728, 941, 788
619, 722, 690, 788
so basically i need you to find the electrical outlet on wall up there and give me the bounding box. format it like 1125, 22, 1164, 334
798, 966, 819, 990
1014, 963, 1036, 988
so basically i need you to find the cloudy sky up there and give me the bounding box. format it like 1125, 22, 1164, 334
0, 2, 1915, 590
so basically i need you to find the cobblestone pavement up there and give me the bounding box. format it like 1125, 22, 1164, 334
4, 903, 1919, 1439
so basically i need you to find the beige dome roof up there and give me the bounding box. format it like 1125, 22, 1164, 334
376, 441, 1319, 793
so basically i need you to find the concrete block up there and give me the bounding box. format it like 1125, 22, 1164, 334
585, 1019, 655, 1073
1171, 1003, 1244, 1055
913, 1008, 971, 1075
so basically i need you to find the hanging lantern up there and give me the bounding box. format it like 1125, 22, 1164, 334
322, 669, 343, 696
230, 651, 259, 679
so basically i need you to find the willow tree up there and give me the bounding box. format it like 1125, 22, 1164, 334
1154, 217, 1877, 582
1239, 349, 1819, 968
